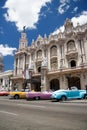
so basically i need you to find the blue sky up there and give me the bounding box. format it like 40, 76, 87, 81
0, 0, 87, 71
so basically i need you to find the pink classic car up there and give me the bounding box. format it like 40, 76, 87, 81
26, 91, 52, 100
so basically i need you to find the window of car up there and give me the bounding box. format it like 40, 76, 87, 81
71, 86, 78, 90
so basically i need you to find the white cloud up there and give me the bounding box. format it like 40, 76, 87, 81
58, 4, 70, 14
58, 0, 70, 14
0, 44, 17, 56
60, 0, 70, 4
72, 7, 78, 13
71, 11, 87, 27
53, 11, 87, 34
52, 25, 64, 35
3, 0, 51, 31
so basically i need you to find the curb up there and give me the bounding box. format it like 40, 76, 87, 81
62, 100, 87, 104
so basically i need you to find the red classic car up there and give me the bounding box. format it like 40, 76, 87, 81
0, 90, 9, 96
26, 91, 52, 100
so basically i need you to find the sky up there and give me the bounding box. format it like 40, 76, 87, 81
0, 0, 87, 71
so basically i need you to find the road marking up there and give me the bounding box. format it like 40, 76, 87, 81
17, 103, 46, 108
0, 110, 17, 116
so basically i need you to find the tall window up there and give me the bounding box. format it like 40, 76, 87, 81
37, 50, 42, 58
67, 40, 75, 52
50, 45, 57, 57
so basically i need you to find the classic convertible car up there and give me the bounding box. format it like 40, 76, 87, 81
9, 89, 29, 99
51, 86, 87, 101
26, 91, 52, 100
0, 90, 9, 96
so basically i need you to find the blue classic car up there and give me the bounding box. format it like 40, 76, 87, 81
51, 87, 87, 101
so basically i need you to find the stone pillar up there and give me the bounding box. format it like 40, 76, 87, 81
2, 77, 5, 87
18, 56, 20, 74
41, 68, 47, 92
41, 57, 47, 91
34, 52, 37, 73
48, 48, 51, 70
14, 58, 16, 76
57, 44, 60, 69
80, 72, 87, 89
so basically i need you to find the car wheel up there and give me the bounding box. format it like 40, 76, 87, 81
61, 96, 66, 101
14, 95, 19, 99
84, 94, 87, 99
35, 96, 40, 100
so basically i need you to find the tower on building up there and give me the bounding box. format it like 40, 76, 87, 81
19, 26, 28, 50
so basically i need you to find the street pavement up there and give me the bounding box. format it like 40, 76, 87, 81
0, 96, 87, 130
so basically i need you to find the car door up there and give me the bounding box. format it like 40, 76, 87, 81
20, 91, 26, 98
68, 89, 79, 99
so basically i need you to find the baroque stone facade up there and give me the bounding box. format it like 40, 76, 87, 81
12, 19, 87, 91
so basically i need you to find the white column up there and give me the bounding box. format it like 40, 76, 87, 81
18, 56, 20, 74
82, 39, 86, 62
57, 44, 61, 68
2, 77, 5, 87
41, 69, 47, 92
14, 58, 16, 76
48, 48, 51, 71
23, 54, 25, 71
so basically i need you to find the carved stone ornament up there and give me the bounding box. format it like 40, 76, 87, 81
29, 63, 34, 70
41, 57, 47, 67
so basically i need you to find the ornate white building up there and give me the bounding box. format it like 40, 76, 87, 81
12, 19, 87, 91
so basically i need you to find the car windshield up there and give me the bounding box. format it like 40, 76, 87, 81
54, 89, 65, 93
71, 86, 78, 90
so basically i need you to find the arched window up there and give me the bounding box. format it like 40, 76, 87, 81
70, 60, 76, 67
67, 40, 75, 52
50, 45, 57, 57
50, 79, 60, 91
38, 67, 41, 73
37, 50, 42, 58
37, 41, 40, 46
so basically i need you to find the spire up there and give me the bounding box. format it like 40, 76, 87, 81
19, 26, 28, 50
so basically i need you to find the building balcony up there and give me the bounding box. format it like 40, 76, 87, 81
50, 53, 57, 59
48, 64, 87, 75
35, 57, 42, 63
11, 74, 23, 80
15, 49, 28, 55
32, 72, 41, 77
66, 49, 78, 60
